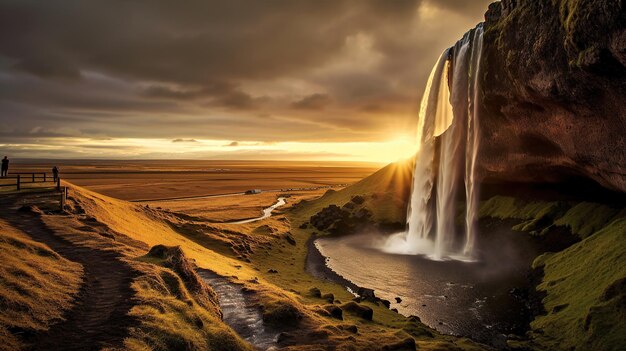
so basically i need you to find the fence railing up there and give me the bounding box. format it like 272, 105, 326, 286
0, 173, 62, 191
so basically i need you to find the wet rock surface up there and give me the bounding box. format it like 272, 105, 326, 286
479, 0, 626, 192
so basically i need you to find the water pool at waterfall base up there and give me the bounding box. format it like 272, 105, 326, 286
308, 219, 573, 348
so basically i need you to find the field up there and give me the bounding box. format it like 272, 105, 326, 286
145, 190, 329, 222
5, 160, 379, 201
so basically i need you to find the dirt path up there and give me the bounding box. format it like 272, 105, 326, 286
0, 197, 138, 351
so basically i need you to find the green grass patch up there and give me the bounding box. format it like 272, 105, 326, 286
530, 216, 626, 350
480, 195, 626, 350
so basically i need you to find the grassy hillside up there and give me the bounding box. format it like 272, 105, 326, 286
5, 182, 484, 350
531, 216, 626, 350
296, 158, 413, 225
4, 172, 622, 350
73, 182, 492, 350
480, 196, 626, 350
0, 186, 252, 350
0, 219, 82, 351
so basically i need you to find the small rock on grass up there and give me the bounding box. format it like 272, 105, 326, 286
341, 302, 373, 321
322, 293, 334, 303
322, 304, 343, 320
308, 287, 322, 298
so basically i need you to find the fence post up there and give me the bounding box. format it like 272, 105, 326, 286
32, 173, 35, 182
56, 177, 61, 191
60, 188, 66, 211
17, 175, 20, 191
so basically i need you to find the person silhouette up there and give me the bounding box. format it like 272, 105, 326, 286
52, 166, 59, 183
1, 156, 8, 178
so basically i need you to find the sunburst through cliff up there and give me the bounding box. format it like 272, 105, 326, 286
383, 24, 485, 261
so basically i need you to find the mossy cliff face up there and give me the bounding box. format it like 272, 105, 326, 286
480, 0, 626, 192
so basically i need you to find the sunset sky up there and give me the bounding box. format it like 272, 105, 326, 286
0, 0, 492, 163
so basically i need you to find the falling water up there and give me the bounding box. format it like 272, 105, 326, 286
383, 51, 451, 255
464, 25, 484, 256
383, 24, 484, 261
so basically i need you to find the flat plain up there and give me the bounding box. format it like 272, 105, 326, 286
5, 160, 380, 201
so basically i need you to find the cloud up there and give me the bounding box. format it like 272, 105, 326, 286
291, 93, 333, 110
0, 0, 493, 158
13, 57, 82, 80
172, 138, 198, 143
224, 141, 240, 147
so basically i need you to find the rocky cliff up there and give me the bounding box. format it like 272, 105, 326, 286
479, 0, 625, 192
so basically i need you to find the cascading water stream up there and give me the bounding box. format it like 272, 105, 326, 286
464, 25, 484, 256
382, 51, 451, 255
383, 24, 484, 261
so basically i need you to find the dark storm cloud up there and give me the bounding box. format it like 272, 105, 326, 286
13, 57, 82, 80
0, 0, 493, 155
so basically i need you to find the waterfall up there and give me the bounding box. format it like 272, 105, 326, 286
464, 25, 484, 256
383, 24, 484, 261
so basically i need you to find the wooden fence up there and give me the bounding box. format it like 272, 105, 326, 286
0, 172, 68, 211
0, 172, 62, 191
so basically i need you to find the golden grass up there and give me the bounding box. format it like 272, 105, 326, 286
146, 189, 329, 222
65, 185, 257, 279
9, 160, 378, 201
33, 185, 254, 350
1, 165, 485, 351
124, 260, 251, 351
63, 180, 483, 349
0, 219, 83, 351
294, 159, 414, 225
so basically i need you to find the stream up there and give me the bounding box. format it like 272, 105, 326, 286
194, 198, 287, 349
230, 197, 287, 224
197, 270, 278, 350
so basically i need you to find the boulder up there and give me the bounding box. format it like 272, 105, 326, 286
308, 287, 322, 298
322, 304, 343, 320
341, 302, 373, 321
357, 287, 377, 302
342, 201, 356, 210
321, 293, 335, 304
263, 301, 303, 328
350, 195, 365, 205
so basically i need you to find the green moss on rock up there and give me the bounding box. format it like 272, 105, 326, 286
530, 216, 626, 350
